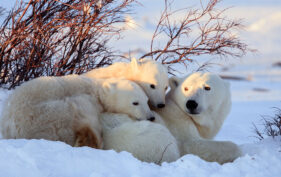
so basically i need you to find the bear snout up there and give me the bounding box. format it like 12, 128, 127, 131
186, 100, 198, 114
147, 116, 155, 122
157, 103, 165, 108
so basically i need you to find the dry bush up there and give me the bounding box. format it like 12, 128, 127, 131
0, 0, 252, 89
0, 0, 135, 89
139, 0, 252, 73
253, 108, 281, 140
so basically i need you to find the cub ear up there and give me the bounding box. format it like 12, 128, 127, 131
131, 57, 139, 71
102, 81, 117, 93
169, 76, 181, 90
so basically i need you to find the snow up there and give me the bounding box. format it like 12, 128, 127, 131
0, 138, 280, 177
0, 0, 281, 176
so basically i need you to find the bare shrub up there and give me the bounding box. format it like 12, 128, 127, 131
0, 0, 252, 88
0, 0, 135, 89
253, 108, 281, 140
139, 0, 252, 73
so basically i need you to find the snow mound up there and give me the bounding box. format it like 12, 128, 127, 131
0, 138, 280, 177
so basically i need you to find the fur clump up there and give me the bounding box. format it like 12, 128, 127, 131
84, 58, 169, 108
0, 75, 153, 148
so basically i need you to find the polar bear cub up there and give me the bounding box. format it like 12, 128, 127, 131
155, 72, 242, 164
0, 75, 154, 149
84, 58, 169, 109
100, 112, 180, 164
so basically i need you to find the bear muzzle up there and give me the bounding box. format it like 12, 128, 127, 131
186, 100, 200, 114
147, 116, 156, 121
157, 103, 165, 108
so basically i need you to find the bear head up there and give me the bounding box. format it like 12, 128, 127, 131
101, 79, 155, 121
168, 72, 231, 138
131, 58, 169, 109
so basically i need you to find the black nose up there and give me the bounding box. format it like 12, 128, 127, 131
157, 103, 165, 108
186, 100, 198, 111
147, 117, 155, 121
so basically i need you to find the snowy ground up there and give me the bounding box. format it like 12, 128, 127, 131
1, 0, 281, 176
0, 138, 280, 177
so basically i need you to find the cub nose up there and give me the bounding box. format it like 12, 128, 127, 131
147, 116, 155, 121
186, 100, 198, 111
157, 103, 165, 108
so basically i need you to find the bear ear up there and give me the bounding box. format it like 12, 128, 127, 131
103, 82, 117, 94
139, 58, 146, 62
169, 76, 181, 90
131, 57, 140, 71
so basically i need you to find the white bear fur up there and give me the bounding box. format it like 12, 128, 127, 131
100, 112, 180, 164
0, 75, 154, 148
83, 58, 169, 108
155, 72, 242, 164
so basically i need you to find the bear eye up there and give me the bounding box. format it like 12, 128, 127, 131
184, 87, 188, 91
150, 84, 155, 89
204, 86, 211, 91
132, 102, 139, 106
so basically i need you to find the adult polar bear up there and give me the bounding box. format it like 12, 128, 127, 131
102, 72, 241, 164
84, 58, 169, 109
0, 75, 154, 148
156, 72, 242, 164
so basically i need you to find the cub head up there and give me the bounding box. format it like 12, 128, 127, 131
131, 58, 169, 109
168, 72, 231, 120
102, 79, 155, 121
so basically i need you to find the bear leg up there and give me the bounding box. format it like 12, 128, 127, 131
74, 126, 102, 149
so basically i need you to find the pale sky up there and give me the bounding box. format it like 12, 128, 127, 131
115, 0, 281, 70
